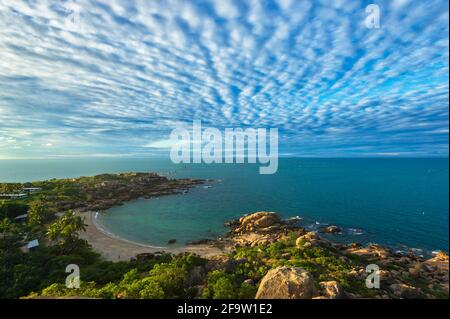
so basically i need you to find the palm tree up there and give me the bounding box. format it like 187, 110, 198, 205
46, 211, 87, 251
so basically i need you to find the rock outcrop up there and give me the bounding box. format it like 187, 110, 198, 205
235, 212, 281, 233
389, 283, 422, 299
255, 266, 315, 299
219, 213, 449, 299
319, 281, 346, 299
435, 251, 449, 261
62, 173, 204, 212
318, 225, 342, 234
414, 251, 449, 291
227, 212, 304, 247
295, 231, 331, 248
345, 244, 393, 259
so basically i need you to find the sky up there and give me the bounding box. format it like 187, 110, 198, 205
0, 0, 448, 159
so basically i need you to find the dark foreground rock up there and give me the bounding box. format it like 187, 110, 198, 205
319, 281, 346, 299
318, 225, 342, 234
186, 239, 215, 245
255, 266, 315, 299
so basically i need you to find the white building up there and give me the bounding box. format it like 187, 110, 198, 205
0, 193, 28, 199
22, 187, 42, 193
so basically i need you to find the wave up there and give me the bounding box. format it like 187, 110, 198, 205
347, 228, 364, 236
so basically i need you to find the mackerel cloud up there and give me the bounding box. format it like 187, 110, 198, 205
0, 0, 448, 158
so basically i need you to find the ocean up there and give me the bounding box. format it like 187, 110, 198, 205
0, 158, 448, 254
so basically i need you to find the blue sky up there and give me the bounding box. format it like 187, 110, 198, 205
0, 0, 448, 159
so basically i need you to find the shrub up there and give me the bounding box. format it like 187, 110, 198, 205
149, 263, 187, 298
238, 282, 257, 299
139, 278, 164, 299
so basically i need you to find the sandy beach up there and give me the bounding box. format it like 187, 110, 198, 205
77, 210, 226, 261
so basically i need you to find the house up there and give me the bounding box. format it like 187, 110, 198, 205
0, 193, 28, 200
20, 239, 39, 253
27, 239, 39, 250
14, 214, 28, 222
26, 239, 39, 251
22, 187, 42, 193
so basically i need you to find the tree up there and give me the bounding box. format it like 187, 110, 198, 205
0, 201, 29, 219
27, 201, 52, 228
202, 270, 238, 299
0, 217, 21, 253
148, 263, 187, 298
0, 217, 12, 233
46, 211, 87, 251
0, 183, 21, 194
138, 278, 164, 299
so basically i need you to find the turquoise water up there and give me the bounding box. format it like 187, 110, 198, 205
0, 158, 448, 253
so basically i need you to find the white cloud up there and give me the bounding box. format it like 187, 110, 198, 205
0, 0, 447, 158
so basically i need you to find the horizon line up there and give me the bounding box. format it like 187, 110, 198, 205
0, 155, 448, 160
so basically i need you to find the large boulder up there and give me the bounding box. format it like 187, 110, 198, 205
347, 244, 392, 259
436, 251, 449, 261
295, 232, 323, 248
301, 231, 319, 240
389, 283, 422, 299
318, 225, 342, 234
237, 212, 280, 233
255, 267, 315, 299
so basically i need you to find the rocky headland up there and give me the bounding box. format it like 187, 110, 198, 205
66, 173, 203, 212
15, 172, 204, 212
193, 212, 449, 299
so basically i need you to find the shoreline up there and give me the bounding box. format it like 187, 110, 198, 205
89, 208, 448, 259
80, 208, 447, 263
78, 210, 226, 261
80, 207, 447, 261
91, 211, 168, 250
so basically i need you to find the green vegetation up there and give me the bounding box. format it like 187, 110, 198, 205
0, 175, 208, 299
15, 233, 378, 299
201, 270, 257, 299
229, 240, 375, 297
0, 200, 28, 219
29, 254, 205, 299
0, 172, 194, 213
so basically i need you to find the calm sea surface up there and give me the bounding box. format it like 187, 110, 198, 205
0, 158, 448, 254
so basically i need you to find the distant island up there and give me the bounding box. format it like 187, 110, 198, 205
0, 173, 448, 299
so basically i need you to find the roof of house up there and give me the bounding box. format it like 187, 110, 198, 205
27, 239, 39, 249
14, 214, 28, 220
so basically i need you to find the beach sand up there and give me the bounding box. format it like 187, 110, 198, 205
77, 211, 226, 261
